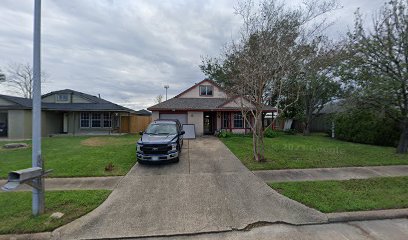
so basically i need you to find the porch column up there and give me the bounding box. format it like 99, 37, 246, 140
229, 112, 232, 132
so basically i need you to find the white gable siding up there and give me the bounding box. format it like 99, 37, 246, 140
178, 83, 227, 98
42, 93, 92, 103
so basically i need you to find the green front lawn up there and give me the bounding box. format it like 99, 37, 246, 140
221, 134, 408, 170
269, 176, 408, 213
0, 190, 111, 234
0, 135, 138, 179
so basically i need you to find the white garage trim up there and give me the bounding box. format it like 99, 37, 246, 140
159, 113, 188, 124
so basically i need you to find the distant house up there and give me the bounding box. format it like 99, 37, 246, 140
148, 79, 275, 136
310, 100, 345, 133
0, 89, 145, 139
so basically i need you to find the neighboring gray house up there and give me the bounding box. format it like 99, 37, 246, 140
0, 89, 135, 139
148, 79, 276, 136
310, 100, 345, 132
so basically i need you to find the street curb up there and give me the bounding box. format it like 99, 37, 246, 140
327, 208, 408, 223
1, 209, 408, 240
0, 232, 51, 240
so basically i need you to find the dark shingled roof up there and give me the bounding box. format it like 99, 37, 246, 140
0, 94, 32, 110
0, 90, 134, 112
134, 109, 152, 116
148, 98, 276, 111
148, 98, 228, 111
148, 79, 276, 112
313, 100, 345, 115
42, 89, 112, 104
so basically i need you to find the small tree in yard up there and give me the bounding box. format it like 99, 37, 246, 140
300, 38, 344, 135
201, 0, 339, 161
342, 0, 408, 153
1, 63, 47, 99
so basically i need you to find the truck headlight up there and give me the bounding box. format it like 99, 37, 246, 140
137, 144, 142, 152
171, 143, 177, 151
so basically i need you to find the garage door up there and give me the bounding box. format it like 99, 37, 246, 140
159, 113, 188, 124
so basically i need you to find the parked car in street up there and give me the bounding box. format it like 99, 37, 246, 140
137, 119, 185, 164
0, 122, 7, 137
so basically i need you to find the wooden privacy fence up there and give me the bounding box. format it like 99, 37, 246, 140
120, 115, 152, 133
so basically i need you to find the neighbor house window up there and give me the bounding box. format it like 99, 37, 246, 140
103, 113, 111, 128
56, 94, 69, 102
199, 85, 213, 96
80, 113, 90, 128
91, 113, 101, 127
80, 112, 112, 128
233, 112, 243, 128
222, 112, 230, 128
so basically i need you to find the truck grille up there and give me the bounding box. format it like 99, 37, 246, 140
141, 144, 171, 154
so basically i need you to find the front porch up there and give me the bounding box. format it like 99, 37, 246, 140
203, 111, 276, 135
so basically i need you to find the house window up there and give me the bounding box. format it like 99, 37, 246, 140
199, 85, 213, 96
91, 113, 101, 128
222, 112, 230, 128
56, 94, 69, 102
103, 113, 111, 128
80, 112, 112, 128
80, 113, 90, 128
233, 112, 243, 128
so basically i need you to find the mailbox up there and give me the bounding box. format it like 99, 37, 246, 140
2, 167, 43, 191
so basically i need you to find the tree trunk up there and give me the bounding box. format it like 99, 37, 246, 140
253, 112, 265, 162
397, 119, 408, 154
303, 123, 310, 136
303, 111, 312, 136
252, 130, 259, 161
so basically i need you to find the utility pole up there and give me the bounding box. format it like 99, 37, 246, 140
32, 0, 44, 216
164, 85, 169, 101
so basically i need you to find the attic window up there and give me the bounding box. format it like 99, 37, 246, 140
56, 94, 68, 102
199, 85, 213, 96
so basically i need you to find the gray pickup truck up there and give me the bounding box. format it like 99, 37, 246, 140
136, 119, 185, 164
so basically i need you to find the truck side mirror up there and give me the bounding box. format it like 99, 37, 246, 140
139, 131, 144, 135
180, 130, 185, 135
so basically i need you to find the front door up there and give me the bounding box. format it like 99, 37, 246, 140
63, 113, 68, 133
204, 112, 215, 135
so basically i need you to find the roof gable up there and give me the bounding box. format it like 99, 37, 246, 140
0, 90, 135, 112
175, 79, 227, 98
42, 89, 110, 104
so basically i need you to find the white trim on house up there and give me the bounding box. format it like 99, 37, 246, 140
80, 112, 112, 129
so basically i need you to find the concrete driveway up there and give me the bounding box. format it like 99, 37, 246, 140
54, 137, 326, 239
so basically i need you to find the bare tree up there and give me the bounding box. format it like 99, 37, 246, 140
202, 0, 339, 161
0, 68, 5, 82
341, 0, 408, 153
1, 63, 47, 98
155, 94, 163, 104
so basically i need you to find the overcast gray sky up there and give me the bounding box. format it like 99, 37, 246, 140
0, 0, 385, 110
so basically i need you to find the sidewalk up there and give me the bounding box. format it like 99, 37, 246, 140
253, 165, 408, 182
52, 137, 326, 240
0, 176, 122, 191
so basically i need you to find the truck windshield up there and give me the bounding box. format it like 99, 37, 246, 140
145, 123, 177, 135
